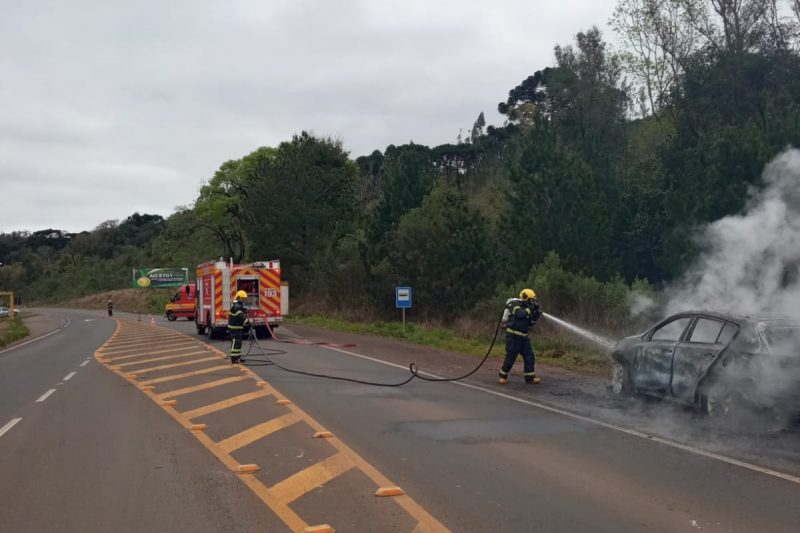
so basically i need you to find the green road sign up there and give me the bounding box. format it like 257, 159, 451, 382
131, 268, 188, 288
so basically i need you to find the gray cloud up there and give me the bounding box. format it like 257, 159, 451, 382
0, 0, 615, 232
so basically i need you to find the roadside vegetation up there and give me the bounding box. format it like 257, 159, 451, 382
291, 314, 611, 375
0, 316, 29, 348
2, 1, 799, 372
60, 288, 172, 316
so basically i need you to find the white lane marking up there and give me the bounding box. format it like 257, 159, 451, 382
80, 360, 89, 367
63, 371, 77, 382
36, 389, 57, 402
0, 317, 71, 355
0, 417, 22, 438
324, 345, 800, 486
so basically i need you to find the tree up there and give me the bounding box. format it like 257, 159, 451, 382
373, 143, 435, 232
389, 185, 494, 315
551, 27, 630, 166
194, 147, 277, 263
470, 112, 486, 142
244, 132, 358, 287
611, 0, 703, 117
195, 159, 248, 262
502, 121, 617, 280
498, 68, 558, 124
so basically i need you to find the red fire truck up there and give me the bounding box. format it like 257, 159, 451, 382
195, 259, 282, 339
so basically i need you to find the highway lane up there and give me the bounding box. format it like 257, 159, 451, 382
0, 312, 82, 423
6, 309, 799, 532
0, 309, 289, 532
160, 317, 800, 532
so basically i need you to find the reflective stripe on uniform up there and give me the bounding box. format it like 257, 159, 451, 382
499, 370, 509, 377
228, 325, 244, 330
506, 328, 527, 337
523, 372, 536, 376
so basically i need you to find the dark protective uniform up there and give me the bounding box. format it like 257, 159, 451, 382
228, 299, 246, 364
107, 300, 113, 317
499, 298, 541, 383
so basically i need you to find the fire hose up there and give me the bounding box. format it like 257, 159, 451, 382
237, 309, 505, 387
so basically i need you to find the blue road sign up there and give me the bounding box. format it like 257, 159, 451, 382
396, 286, 412, 309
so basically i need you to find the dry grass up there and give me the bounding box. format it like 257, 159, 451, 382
60, 288, 173, 315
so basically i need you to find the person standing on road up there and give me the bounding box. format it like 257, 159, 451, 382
498, 288, 542, 385
228, 290, 248, 364
107, 297, 113, 317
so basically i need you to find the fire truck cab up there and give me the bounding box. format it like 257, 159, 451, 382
195, 259, 283, 339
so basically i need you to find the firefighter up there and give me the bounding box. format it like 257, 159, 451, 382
228, 290, 248, 364
107, 298, 113, 317
498, 288, 542, 385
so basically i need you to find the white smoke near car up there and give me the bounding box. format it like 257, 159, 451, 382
642, 148, 800, 427
666, 149, 800, 319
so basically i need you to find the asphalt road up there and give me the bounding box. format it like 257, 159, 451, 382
2, 308, 799, 532
0, 309, 284, 532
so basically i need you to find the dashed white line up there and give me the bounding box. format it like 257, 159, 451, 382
36, 389, 57, 402
80, 360, 89, 367
63, 371, 77, 381
0, 417, 22, 438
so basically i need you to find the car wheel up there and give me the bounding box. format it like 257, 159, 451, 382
610, 361, 630, 395
166, 311, 176, 321
701, 382, 735, 418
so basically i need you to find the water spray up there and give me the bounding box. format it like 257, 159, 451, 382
542, 313, 616, 351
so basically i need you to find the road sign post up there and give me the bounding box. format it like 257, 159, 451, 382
395, 287, 412, 333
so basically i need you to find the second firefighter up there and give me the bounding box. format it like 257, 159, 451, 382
228, 290, 248, 364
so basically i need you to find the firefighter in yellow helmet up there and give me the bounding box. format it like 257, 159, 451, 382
498, 288, 542, 384
228, 290, 249, 364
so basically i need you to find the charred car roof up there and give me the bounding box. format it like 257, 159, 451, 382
682, 310, 798, 325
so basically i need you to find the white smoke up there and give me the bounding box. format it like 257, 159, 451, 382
666, 148, 800, 319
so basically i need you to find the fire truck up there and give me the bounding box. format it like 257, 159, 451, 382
195, 259, 282, 339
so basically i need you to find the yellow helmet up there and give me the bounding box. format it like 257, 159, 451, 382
236, 290, 248, 300
520, 288, 536, 300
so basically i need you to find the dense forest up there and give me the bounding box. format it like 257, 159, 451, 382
2, 0, 800, 331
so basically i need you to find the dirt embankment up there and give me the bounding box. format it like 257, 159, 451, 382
60, 288, 172, 315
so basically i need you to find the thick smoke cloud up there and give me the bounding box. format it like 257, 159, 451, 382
664, 148, 800, 320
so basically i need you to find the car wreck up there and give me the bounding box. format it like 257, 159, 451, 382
611, 311, 800, 420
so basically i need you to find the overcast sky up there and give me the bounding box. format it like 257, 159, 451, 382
0, 0, 616, 233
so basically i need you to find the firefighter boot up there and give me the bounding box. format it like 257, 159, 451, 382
525, 374, 541, 385
230, 356, 240, 365
498, 371, 508, 385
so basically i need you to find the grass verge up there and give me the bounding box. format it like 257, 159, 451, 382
0, 316, 30, 348
289, 314, 611, 375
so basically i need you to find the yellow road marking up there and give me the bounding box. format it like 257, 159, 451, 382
101, 334, 189, 347
158, 376, 250, 399
217, 412, 300, 453
138, 365, 234, 385
107, 333, 185, 343
114, 351, 210, 368
127, 356, 221, 375
100, 340, 197, 355
95, 319, 450, 533
180, 389, 271, 420
105, 346, 212, 362
269, 452, 353, 505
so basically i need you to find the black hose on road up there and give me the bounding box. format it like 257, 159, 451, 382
238, 310, 505, 387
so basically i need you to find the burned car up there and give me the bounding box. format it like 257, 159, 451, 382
611, 311, 800, 418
